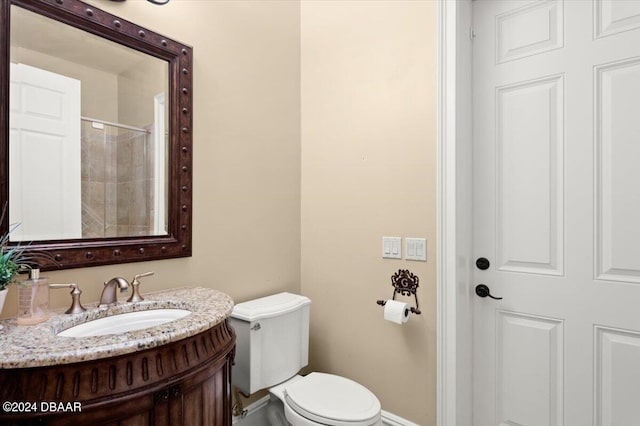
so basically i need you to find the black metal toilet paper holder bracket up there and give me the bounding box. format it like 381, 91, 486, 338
376, 269, 421, 315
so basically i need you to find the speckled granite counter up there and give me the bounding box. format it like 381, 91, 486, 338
0, 287, 234, 369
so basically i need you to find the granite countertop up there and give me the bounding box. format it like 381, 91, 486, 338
0, 287, 234, 369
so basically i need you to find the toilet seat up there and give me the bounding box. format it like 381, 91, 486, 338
283, 373, 381, 426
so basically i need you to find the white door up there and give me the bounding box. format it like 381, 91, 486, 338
472, 1, 640, 425
10, 63, 82, 241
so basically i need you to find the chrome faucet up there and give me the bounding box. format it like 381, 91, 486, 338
99, 277, 129, 307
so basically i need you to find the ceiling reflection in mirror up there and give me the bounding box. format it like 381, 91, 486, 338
9, 5, 169, 242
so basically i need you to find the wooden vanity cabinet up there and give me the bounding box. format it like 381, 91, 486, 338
0, 320, 235, 426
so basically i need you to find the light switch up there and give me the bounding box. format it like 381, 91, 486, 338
382, 237, 402, 259
405, 238, 426, 261
407, 240, 417, 257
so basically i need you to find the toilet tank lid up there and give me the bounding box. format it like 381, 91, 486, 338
231, 292, 311, 321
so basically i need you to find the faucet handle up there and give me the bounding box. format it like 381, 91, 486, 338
49, 283, 87, 314
128, 271, 154, 303
133, 271, 154, 282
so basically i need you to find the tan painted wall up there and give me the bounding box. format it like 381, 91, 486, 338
118, 57, 167, 128
3, 1, 438, 423
300, 1, 437, 424
2, 0, 301, 315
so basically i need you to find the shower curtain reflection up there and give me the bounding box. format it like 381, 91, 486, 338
81, 118, 155, 238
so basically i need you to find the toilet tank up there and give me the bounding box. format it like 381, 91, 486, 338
230, 292, 311, 395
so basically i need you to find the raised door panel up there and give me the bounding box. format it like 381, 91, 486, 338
496, 311, 564, 426
595, 58, 640, 283
595, 326, 640, 426
496, 75, 564, 276
496, 0, 563, 63
595, 0, 640, 39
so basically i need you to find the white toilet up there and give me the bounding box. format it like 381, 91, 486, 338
230, 292, 382, 426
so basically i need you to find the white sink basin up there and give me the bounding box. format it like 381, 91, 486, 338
57, 309, 192, 337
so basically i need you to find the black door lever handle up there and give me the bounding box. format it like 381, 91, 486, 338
475, 284, 502, 300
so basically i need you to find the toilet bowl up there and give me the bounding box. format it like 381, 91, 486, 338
229, 293, 382, 426
269, 373, 382, 426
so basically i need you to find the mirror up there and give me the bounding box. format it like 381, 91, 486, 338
1, 0, 193, 269
10, 5, 169, 241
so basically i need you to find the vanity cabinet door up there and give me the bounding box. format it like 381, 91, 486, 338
152, 355, 232, 426
153, 386, 181, 426
180, 357, 233, 426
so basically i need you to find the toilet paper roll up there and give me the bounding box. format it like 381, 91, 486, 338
383, 300, 410, 324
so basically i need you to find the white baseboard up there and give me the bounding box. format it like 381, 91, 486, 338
381, 410, 422, 426
233, 395, 421, 426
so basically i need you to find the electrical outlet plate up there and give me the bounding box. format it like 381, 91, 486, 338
382, 237, 402, 259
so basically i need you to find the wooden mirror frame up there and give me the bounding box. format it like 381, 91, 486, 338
0, 0, 193, 270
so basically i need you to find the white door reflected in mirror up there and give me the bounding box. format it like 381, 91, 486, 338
9, 63, 82, 241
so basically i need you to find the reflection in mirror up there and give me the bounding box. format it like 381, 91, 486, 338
9, 5, 169, 242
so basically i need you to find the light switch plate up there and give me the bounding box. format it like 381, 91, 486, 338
382, 237, 402, 259
405, 238, 426, 261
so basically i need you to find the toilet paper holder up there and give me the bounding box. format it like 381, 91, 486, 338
376, 269, 421, 315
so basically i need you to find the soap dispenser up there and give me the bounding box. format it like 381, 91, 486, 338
17, 264, 49, 325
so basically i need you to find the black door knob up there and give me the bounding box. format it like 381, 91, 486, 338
476, 257, 490, 270
475, 284, 502, 300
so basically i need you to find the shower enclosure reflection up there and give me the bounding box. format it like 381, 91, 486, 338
81, 117, 164, 238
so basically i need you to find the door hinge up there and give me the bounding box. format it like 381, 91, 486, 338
469, 27, 476, 40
